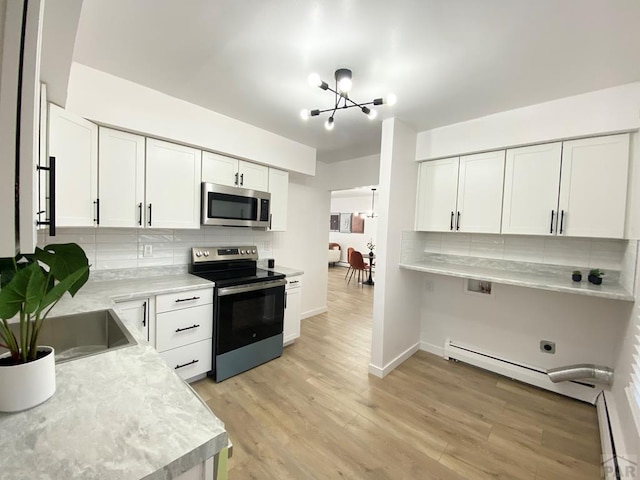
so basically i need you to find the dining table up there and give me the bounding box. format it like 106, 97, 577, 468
361, 251, 376, 286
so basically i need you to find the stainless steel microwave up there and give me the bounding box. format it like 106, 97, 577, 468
201, 182, 271, 228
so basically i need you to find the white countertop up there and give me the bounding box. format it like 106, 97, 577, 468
400, 257, 633, 301
0, 274, 227, 480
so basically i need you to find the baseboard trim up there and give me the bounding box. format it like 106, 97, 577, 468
301, 306, 328, 320
368, 342, 420, 379
419, 341, 444, 357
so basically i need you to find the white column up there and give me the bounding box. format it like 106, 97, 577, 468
369, 118, 423, 377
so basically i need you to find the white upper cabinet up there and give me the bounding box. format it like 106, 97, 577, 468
202, 151, 269, 191
415, 157, 459, 232
98, 127, 145, 227
502, 142, 562, 235
558, 134, 630, 238
456, 151, 505, 233
48, 104, 98, 227
146, 139, 201, 229
268, 168, 288, 231
415, 152, 504, 233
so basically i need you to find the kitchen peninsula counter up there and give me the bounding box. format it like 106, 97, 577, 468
0, 272, 227, 480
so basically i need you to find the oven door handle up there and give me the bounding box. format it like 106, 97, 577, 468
217, 279, 287, 296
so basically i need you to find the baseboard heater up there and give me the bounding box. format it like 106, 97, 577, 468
596, 392, 619, 480
443, 340, 599, 404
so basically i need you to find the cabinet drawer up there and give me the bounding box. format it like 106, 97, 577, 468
286, 276, 303, 289
156, 288, 213, 313
160, 339, 212, 381
156, 304, 213, 352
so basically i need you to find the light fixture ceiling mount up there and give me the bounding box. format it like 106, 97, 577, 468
301, 68, 396, 130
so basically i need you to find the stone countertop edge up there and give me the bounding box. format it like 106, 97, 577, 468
0, 273, 227, 480
259, 265, 304, 277
399, 261, 634, 301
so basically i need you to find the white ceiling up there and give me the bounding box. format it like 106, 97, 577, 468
71, 0, 640, 162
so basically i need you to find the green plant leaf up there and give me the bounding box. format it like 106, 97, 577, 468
0, 263, 47, 319
39, 266, 90, 312
37, 243, 90, 295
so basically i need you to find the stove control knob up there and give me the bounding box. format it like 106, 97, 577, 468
240, 250, 245, 254
195, 251, 202, 257
252, 249, 256, 254
203, 251, 209, 257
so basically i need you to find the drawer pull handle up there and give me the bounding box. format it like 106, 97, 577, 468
175, 324, 200, 333
175, 296, 200, 303
290, 280, 299, 284
175, 359, 199, 370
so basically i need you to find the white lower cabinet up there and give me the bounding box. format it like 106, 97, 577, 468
115, 298, 155, 348
283, 276, 302, 346
156, 287, 214, 381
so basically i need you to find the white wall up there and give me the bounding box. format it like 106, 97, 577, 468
319, 154, 380, 191
329, 193, 378, 263
416, 82, 640, 160
65, 63, 316, 175
272, 173, 330, 319
370, 118, 422, 376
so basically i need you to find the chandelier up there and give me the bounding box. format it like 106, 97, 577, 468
357, 188, 378, 218
300, 68, 396, 130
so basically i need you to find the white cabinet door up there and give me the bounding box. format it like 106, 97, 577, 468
146, 139, 201, 229
502, 143, 562, 235
268, 168, 288, 231
283, 278, 302, 346
558, 134, 630, 238
202, 151, 238, 187
98, 128, 145, 227
415, 158, 459, 232
116, 298, 154, 347
456, 151, 505, 233
238, 160, 269, 191
48, 104, 98, 227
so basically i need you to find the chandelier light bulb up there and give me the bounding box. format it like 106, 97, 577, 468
337, 77, 352, 94
367, 109, 378, 120
307, 73, 322, 88
325, 117, 335, 131
386, 93, 397, 106
300, 109, 310, 120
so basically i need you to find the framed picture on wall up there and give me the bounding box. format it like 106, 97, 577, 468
339, 213, 351, 233
329, 213, 340, 232
351, 214, 364, 234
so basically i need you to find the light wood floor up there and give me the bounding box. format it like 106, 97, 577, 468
193, 266, 602, 479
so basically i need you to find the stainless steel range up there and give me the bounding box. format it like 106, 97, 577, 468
189, 246, 286, 382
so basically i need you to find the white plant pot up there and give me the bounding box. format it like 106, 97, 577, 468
0, 346, 56, 413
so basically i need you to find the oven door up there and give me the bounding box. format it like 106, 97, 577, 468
215, 279, 286, 354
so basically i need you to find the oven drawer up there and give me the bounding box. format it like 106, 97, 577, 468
160, 339, 212, 381
156, 288, 213, 313
156, 304, 213, 352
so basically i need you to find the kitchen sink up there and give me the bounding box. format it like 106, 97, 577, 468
2, 309, 137, 363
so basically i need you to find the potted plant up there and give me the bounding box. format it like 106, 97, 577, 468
588, 268, 605, 285
0, 243, 89, 412
572, 270, 582, 282
366, 239, 375, 258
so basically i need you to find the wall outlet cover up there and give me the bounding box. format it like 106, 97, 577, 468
143, 244, 153, 257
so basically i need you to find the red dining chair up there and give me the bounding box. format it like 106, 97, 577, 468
344, 247, 355, 280
347, 251, 369, 287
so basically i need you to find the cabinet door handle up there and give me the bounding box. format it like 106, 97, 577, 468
456, 211, 460, 231
560, 210, 565, 234
175, 359, 198, 370
175, 296, 200, 303
148, 204, 152, 226
550, 210, 555, 234
37, 156, 57, 236
93, 198, 100, 225
142, 301, 147, 328
240, 173, 244, 186
450, 211, 454, 231
235, 172, 239, 186
138, 203, 143, 226
175, 324, 200, 333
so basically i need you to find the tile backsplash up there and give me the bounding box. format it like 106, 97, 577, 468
419, 232, 628, 271
38, 227, 274, 271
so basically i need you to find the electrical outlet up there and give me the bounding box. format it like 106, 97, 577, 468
143, 244, 153, 257
540, 340, 556, 354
